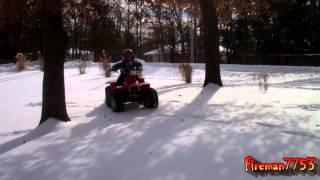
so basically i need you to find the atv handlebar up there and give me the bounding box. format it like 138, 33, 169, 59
112, 67, 142, 74
128, 69, 143, 76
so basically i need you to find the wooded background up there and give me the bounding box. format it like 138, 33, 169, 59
1, 0, 320, 65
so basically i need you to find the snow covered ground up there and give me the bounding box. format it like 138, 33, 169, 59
0, 60, 320, 180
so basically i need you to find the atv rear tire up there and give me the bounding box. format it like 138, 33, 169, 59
105, 86, 111, 107
144, 88, 159, 108
110, 94, 124, 112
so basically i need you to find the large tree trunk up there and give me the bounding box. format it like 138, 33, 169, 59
200, 0, 223, 87
40, 0, 70, 125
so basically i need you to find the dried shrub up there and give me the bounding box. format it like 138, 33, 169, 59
79, 60, 87, 74
15, 53, 27, 71
253, 72, 269, 93
178, 63, 193, 83
79, 53, 88, 74
99, 51, 111, 77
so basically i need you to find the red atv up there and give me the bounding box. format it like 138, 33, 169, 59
105, 68, 158, 112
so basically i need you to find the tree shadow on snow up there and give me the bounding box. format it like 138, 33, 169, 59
157, 83, 202, 96
0, 120, 58, 155
1, 83, 320, 180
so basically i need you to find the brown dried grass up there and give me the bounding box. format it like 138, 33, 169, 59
79, 53, 88, 74
15, 53, 27, 71
37, 52, 44, 71
178, 63, 193, 83
99, 54, 111, 77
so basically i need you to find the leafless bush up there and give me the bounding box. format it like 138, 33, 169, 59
178, 63, 193, 83
15, 53, 27, 71
253, 72, 269, 93
99, 51, 111, 77
37, 51, 44, 71
79, 53, 88, 74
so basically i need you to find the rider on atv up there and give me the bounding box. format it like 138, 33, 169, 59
111, 49, 142, 85
106, 48, 158, 112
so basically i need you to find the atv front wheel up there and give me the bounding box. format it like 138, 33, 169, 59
144, 88, 159, 108
110, 94, 125, 112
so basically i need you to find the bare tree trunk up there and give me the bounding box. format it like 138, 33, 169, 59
93, 16, 98, 61
191, 18, 195, 63
200, 0, 223, 87
73, 15, 79, 59
139, 18, 142, 48
177, 19, 185, 55
82, 24, 88, 53
191, 16, 198, 63
0, 0, 4, 30
126, 0, 131, 35
169, 20, 176, 62
157, 16, 166, 61
40, 0, 70, 124
198, 20, 204, 62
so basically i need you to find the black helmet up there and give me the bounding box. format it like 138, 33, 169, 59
122, 49, 134, 62
122, 49, 134, 55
